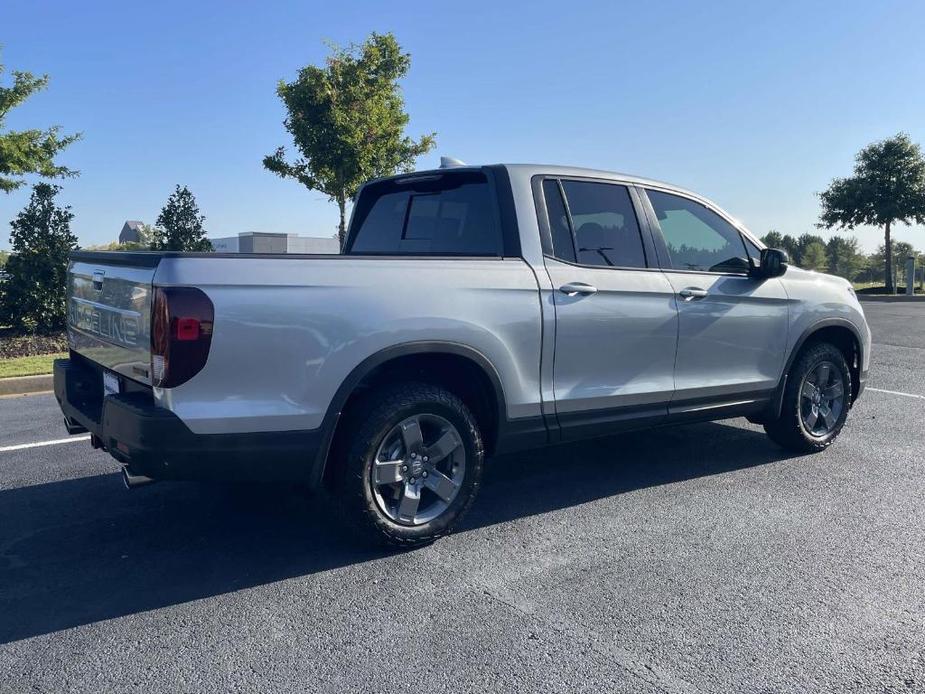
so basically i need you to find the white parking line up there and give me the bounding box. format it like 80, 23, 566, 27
1, 386, 920, 454
868, 387, 925, 400
0, 435, 91, 453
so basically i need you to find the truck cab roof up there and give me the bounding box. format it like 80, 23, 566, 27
377, 162, 709, 206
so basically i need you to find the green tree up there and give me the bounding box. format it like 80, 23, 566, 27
0, 50, 80, 193
0, 249, 8, 268
150, 186, 212, 251
264, 32, 436, 248
795, 233, 825, 265
800, 241, 828, 271
761, 231, 799, 262
761, 230, 784, 248
825, 236, 866, 281
819, 133, 925, 293
0, 183, 77, 331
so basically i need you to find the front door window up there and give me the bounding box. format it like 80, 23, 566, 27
646, 189, 749, 274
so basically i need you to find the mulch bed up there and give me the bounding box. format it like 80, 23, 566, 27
0, 329, 68, 359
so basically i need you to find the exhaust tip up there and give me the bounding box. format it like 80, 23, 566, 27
121, 466, 155, 490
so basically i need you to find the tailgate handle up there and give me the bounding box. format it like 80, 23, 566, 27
92, 269, 105, 291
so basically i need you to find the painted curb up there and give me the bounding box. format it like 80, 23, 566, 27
0, 374, 53, 396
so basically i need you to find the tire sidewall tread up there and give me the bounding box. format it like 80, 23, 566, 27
335, 382, 483, 548
765, 341, 852, 453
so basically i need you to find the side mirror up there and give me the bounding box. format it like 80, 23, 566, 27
753, 248, 788, 279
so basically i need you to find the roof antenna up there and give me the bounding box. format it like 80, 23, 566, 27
439, 156, 467, 169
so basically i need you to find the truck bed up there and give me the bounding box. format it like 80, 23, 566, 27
66, 250, 544, 437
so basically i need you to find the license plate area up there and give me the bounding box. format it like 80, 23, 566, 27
103, 370, 122, 397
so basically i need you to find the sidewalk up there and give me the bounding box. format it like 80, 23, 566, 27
0, 374, 53, 397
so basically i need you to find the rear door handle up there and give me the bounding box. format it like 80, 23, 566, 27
559, 282, 598, 296
678, 287, 708, 301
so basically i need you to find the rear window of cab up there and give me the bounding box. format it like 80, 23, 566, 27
347, 171, 502, 256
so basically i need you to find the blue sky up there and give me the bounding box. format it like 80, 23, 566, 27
2, 0, 924, 251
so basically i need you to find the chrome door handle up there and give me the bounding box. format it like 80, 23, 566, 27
678, 287, 708, 300
559, 282, 598, 296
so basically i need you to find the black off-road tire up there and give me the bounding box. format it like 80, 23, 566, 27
764, 342, 852, 453
334, 382, 484, 548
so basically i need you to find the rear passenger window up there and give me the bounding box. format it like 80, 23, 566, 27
348, 172, 501, 256
558, 181, 647, 268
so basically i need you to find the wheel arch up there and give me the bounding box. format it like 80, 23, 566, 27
310, 342, 507, 488
771, 318, 863, 419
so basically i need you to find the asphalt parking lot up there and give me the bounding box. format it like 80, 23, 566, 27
1, 300, 924, 693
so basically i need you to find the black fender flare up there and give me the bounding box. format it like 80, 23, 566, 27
769, 317, 864, 419
308, 341, 507, 487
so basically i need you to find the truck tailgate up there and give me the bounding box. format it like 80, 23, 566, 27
67, 253, 157, 385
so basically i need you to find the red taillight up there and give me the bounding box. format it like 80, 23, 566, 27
175, 317, 200, 341
151, 287, 214, 388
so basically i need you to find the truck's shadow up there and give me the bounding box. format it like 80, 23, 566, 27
0, 420, 799, 644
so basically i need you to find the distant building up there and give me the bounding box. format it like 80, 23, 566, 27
210, 235, 239, 252
208, 232, 339, 254
119, 220, 145, 244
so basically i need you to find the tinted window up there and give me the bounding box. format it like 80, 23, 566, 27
646, 190, 749, 273
559, 181, 646, 268
350, 189, 409, 250
742, 235, 761, 265
542, 179, 575, 263
349, 172, 501, 256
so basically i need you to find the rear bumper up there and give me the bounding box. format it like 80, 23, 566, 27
54, 357, 324, 483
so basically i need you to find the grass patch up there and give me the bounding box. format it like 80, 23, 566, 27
0, 352, 67, 378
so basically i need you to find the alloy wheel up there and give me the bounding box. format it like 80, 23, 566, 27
369, 414, 466, 526
799, 360, 845, 437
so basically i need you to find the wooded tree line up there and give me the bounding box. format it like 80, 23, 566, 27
760, 231, 920, 287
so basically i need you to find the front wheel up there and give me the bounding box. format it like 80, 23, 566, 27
335, 383, 484, 547
764, 342, 852, 453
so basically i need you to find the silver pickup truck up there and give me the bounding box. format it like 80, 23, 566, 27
55, 163, 871, 546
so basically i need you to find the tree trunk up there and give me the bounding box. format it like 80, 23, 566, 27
337, 195, 347, 252
884, 220, 893, 294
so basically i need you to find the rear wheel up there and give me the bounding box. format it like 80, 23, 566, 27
335, 382, 483, 547
764, 342, 851, 453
